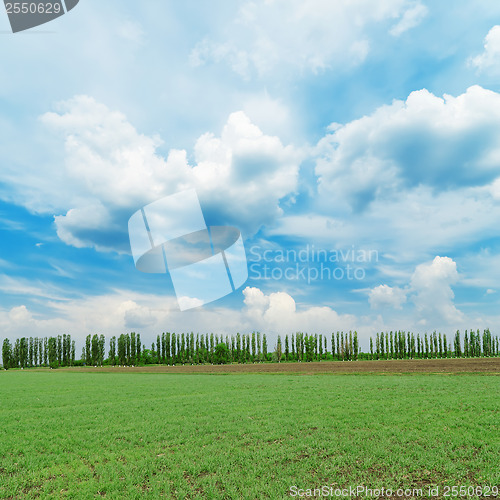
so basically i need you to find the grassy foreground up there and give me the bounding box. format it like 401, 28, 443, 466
0, 372, 498, 499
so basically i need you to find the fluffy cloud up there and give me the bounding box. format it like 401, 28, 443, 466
5, 97, 299, 252
193, 111, 299, 233
190, 0, 427, 78
242, 286, 358, 334
369, 284, 407, 309
0, 285, 362, 348
367, 256, 464, 327
469, 25, 500, 73
410, 256, 463, 326
316, 86, 500, 211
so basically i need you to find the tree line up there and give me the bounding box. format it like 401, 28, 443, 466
368, 329, 499, 360
1, 329, 499, 369
2, 335, 75, 369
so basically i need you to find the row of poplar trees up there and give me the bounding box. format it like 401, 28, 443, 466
2, 335, 75, 369
2, 329, 499, 368
369, 329, 499, 359
148, 332, 356, 364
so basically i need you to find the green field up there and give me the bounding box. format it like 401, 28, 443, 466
0, 372, 498, 499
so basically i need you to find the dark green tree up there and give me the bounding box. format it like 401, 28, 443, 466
214, 343, 229, 364
2, 338, 12, 369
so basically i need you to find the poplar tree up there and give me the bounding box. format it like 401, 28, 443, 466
161, 333, 166, 363
130, 333, 136, 365
99, 335, 105, 366
57, 335, 62, 366
85, 335, 91, 365
47, 337, 57, 367
117, 334, 126, 365
262, 334, 268, 361
165, 333, 171, 364
136, 333, 141, 363
284, 335, 289, 361
34, 337, 39, 367
19, 337, 28, 368
62, 335, 67, 366
2, 339, 12, 369
70, 341, 75, 366
275, 335, 283, 362
91, 334, 99, 365
236, 333, 241, 363
29, 337, 33, 367
171, 333, 176, 364
109, 337, 116, 365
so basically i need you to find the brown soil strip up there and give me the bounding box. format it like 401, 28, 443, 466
52, 357, 500, 374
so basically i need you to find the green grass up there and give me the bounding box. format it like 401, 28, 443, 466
0, 372, 498, 499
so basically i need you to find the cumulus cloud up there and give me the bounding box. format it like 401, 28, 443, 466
242, 286, 358, 334
4, 96, 299, 253
193, 111, 300, 233
470, 25, 500, 73
369, 284, 407, 309
190, 0, 426, 78
0, 285, 363, 348
410, 256, 464, 325
316, 86, 500, 211
367, 257, 464, 327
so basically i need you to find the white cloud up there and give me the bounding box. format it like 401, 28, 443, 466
0, 285, 365, 349
190, 0, 425, 78
268, 185, 500, 269
316, 86, 500, 211
470, 25, 500, 73
193, 111, 300, 234
410, 256, 463, 326
5, 97, 299, 252
242, 286, 358, 335
366, 256, 465, 329
241, 92, 294, 140
390, 2, 428, 36
0, 278, 494, 354
369, 284, 407, 309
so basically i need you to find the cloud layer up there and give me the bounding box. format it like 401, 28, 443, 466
2, 97, 301, 253
316, 85, 500, 211
191, 0, 427, 78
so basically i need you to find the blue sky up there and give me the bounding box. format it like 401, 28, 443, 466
2, 0, 500, 350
